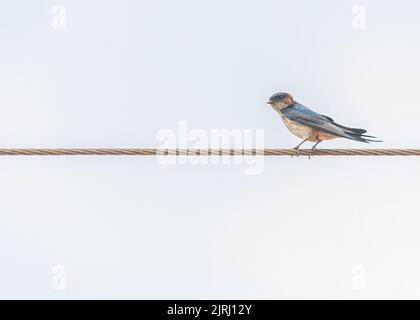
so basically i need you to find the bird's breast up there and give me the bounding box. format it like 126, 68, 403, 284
281, 115, 314, 140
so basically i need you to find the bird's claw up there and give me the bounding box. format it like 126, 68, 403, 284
307, 147, 318, 159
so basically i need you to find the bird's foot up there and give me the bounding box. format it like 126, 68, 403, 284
307, 147, 318, 159
292, 147, 300, 158
291, 140, 308, 157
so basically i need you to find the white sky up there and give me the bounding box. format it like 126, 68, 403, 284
1, 0, 420, 299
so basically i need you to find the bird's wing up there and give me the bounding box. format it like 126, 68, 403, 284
281, 103, 378, 142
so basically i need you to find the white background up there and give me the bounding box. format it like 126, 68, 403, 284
1, 0, 420, 299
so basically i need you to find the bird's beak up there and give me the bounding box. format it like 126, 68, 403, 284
267, 101, 273, 105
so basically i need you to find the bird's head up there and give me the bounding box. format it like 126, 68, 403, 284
267, 92, 294, 110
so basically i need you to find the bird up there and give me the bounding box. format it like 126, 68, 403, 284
267, 92, 381, 150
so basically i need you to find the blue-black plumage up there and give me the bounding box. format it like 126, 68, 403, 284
267, 92, 381, 150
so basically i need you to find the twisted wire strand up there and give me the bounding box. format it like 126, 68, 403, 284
0, 148, 419, 156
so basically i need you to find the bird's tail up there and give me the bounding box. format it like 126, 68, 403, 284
348, 133, 382, 143
334, 123, 382, 143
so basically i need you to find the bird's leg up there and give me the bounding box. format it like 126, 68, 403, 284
311, 140, 321, 150
292, 139, 307, 157
308, 140, 322, 159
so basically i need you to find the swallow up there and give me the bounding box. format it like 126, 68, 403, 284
267, 92, 381, 150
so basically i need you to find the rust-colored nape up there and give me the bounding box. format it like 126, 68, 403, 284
284, 94, 294, 105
